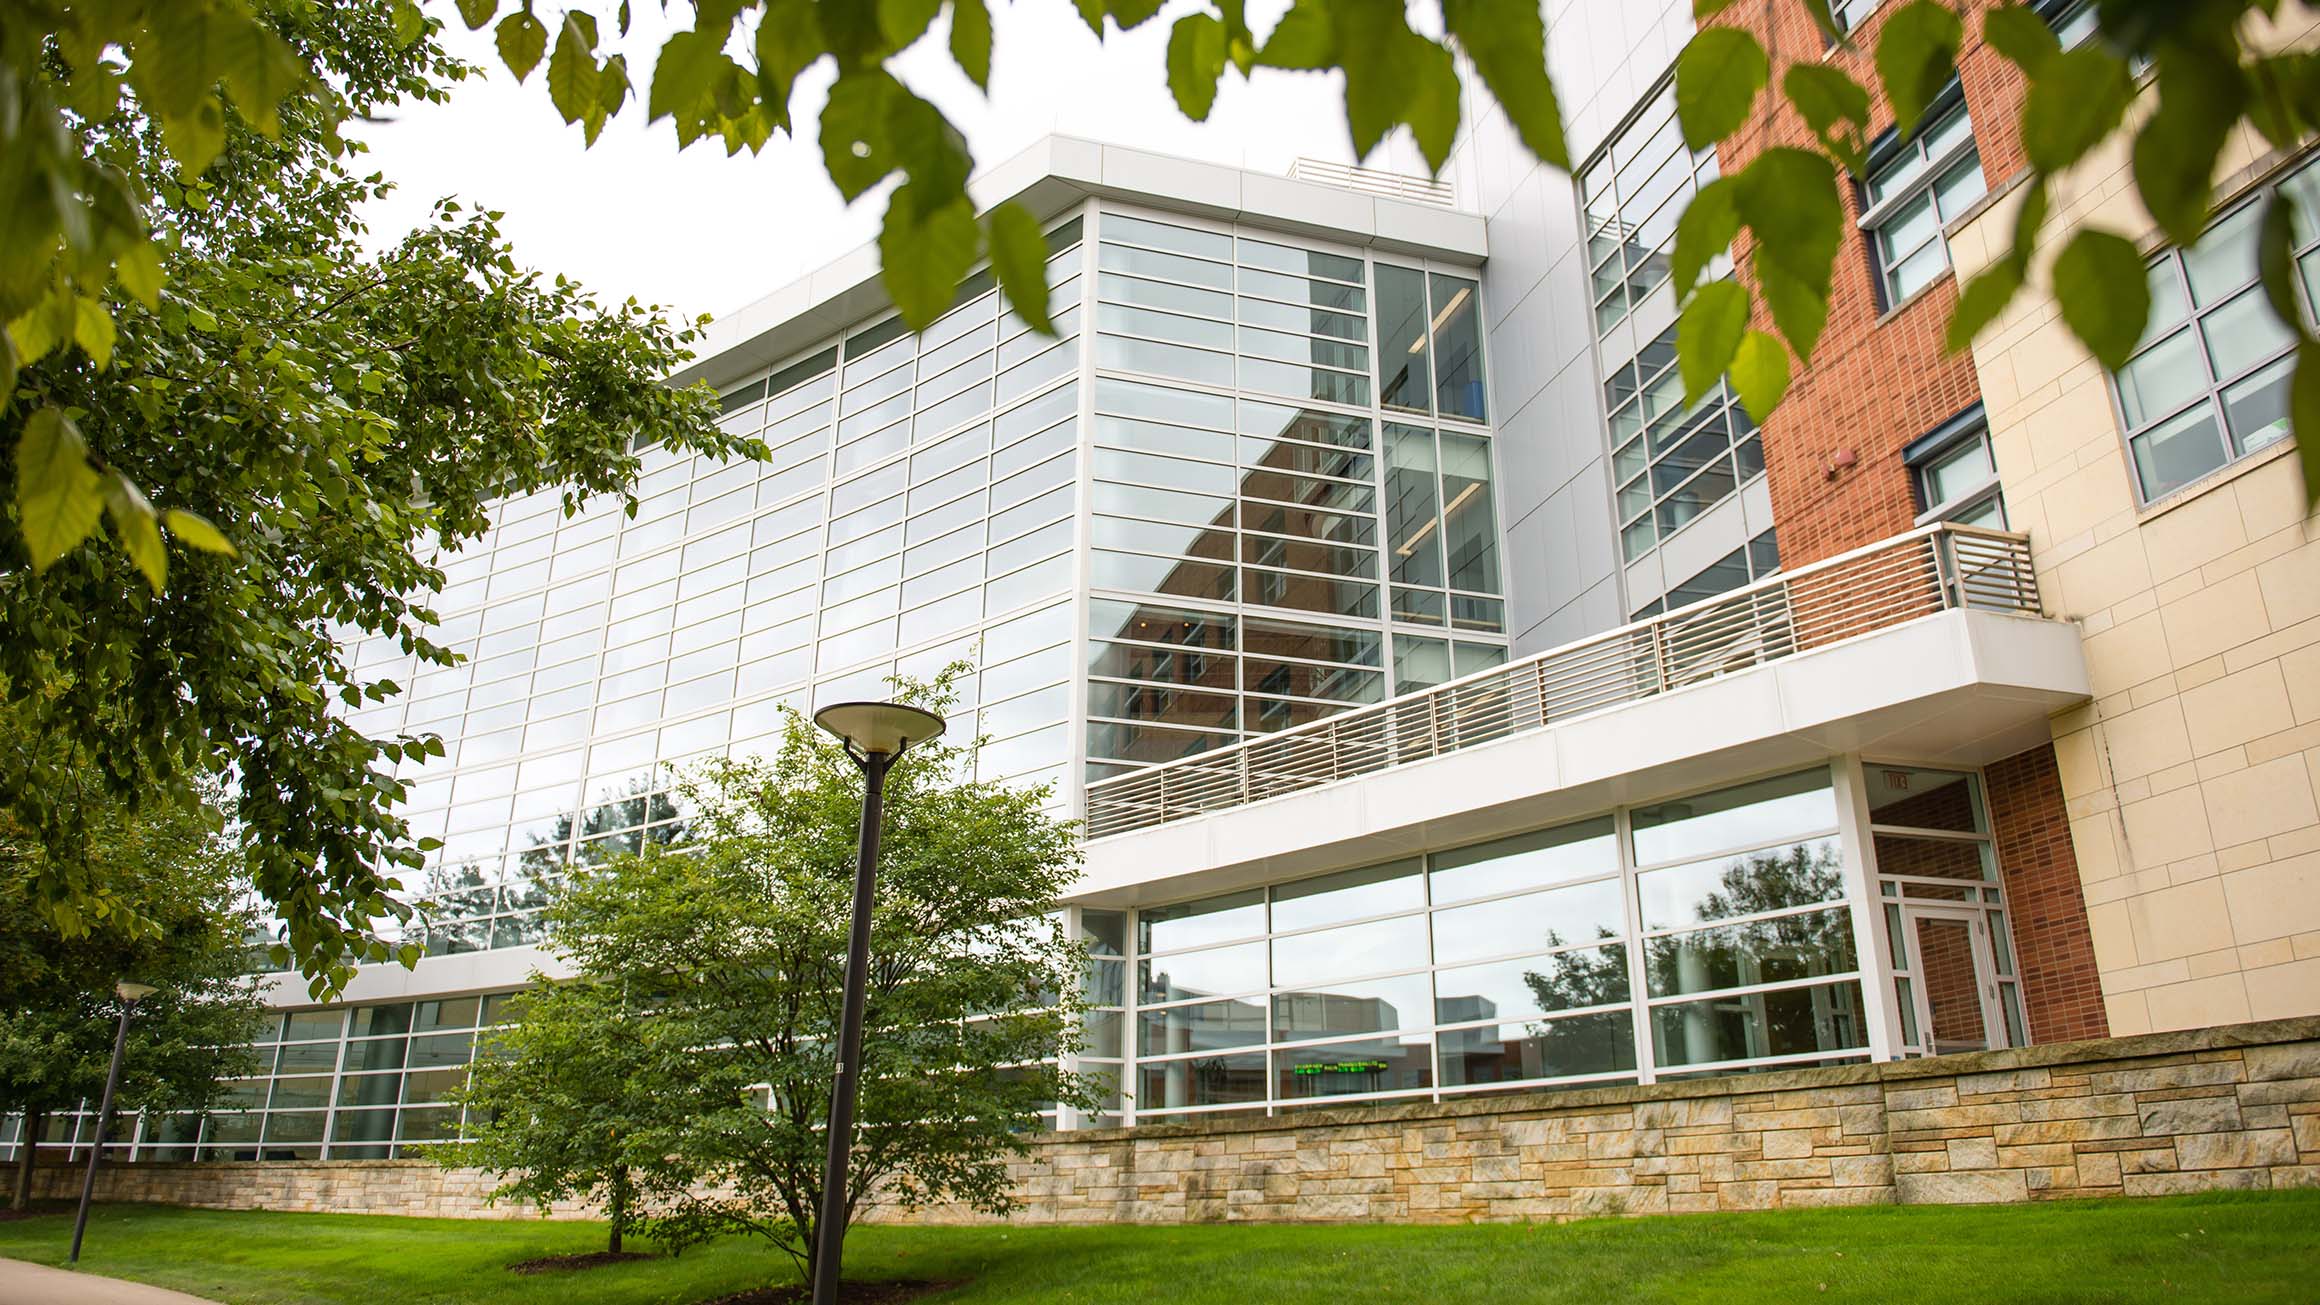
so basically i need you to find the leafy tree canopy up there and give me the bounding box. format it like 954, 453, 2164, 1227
455, 672, 1091, 1287
0, 1, 751, 991
0, 774, 270, 1209
9, 0, 2320, 525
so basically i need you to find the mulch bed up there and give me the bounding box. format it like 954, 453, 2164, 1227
0, 1202, 71, 1222
506, 1250, 658, 1273
696, 1281, 963, 1304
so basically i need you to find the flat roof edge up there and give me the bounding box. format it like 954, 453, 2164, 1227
670, 134, 1487, 394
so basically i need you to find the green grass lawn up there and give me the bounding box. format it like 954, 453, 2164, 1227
3, 1191, 2317, 1304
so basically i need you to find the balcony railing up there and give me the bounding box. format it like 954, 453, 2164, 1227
1285, 158, 1459, 208
1083, 523, 2042, 840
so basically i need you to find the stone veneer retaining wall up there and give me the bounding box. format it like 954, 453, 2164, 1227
33, 1018, 2320, 1223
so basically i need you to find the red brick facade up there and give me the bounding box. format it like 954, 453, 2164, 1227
1703, 3, 2106, 1046
1710, 0, 2028, 566
1985, 744, 2111, 1044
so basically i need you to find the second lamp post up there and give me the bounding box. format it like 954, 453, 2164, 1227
808, 700, 945, 1305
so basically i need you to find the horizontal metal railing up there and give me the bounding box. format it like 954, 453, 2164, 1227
1285, 157, 1459, 208
1082, 523, 2042, 840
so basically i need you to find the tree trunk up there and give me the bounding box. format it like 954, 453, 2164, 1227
10, 1108, 43, 1211
607, 1166, 628, 1255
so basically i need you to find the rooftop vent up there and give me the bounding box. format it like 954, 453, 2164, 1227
1286, 158, 1456, 208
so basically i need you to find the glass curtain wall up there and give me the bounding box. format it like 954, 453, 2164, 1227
1084, 207, 1506, 782
325, 218, 1088, 959
0, 994, 523, 1163
1581, 77, 1772, 578
1122, 766, 1873, 1124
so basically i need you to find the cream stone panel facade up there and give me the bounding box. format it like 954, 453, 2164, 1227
1950, 16, 2320, 1035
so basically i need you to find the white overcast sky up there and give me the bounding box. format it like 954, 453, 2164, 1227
351, 2, 1361, 322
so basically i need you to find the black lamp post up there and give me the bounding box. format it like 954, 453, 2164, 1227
70, 979, 155, 1265
808, 700, 944, 1305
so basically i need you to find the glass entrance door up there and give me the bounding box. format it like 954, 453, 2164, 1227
1903, 905, 2005, 1056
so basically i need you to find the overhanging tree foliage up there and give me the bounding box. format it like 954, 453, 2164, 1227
0, 780, 269, 1210
456, 675, 1090, 1288
1669, 0, 2320, 503
0, 2, 751, 991
9, 1, 2319, 532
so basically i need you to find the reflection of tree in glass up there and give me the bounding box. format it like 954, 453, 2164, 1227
1517, 935, 1633, 1076
1642, 841, 1852, 997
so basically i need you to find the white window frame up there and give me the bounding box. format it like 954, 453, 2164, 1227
1857, 96, 1985, 308
2109, 161, 2316, 506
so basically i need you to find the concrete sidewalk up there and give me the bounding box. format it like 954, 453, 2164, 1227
0, 1257, 222, 1304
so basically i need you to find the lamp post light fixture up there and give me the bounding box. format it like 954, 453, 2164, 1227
70, 980, 156, 1265
808, 699, 945, 1305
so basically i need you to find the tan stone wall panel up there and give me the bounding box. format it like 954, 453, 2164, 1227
33, 1020, 2320, 1225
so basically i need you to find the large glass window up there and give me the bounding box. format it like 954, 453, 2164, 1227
1085, 212, 1505, 785
1581, 81, 1722, 334
1118, 769, 1869, 1123
2111, 159, 2316, 503
1634, 769, 1868, 1072
1860, 96, 1987, 306
1604, 328, 1763, 562
326, 217, 1087, 965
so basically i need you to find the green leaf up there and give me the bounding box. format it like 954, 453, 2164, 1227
2133, 47, 2247, 244
161, 508, 237, 557
880, 184, 980, 332
1753, 247, 1831, 362
756, 0, 822, 121
456, 0, 500, 31
1874, 0, 1964, 138
1108, 0, 1166, 30
1443, 0, 1570, 169
158, 100, 228, 174
1728, 329, 1791, 423
1166, 13, 1228, 122
1735, 148, 1842, 294
878, 0, 943, 49
389, 0, 425, 47
114, 242, 164, 308
496, 11, 549, 83
1257, 1, 1334, 71
104, 472, 167, 593
988, 203, 1055, 336
1945, 258, 2024, 352
1694, 0, 1741, 15
73, 298, 116, 369
548, 14, 603, 125
951, 0, 993, 91
1783, 64, 1871, 174
1334, 3, 1442, 162
1679, 279, 1750, 405
1982, 3, 2060, 75
2051, 229, 2151, 369
821, 73, 897, 200
1671, 175, 1742, 299
1404, 38, 1461, 173
2260, 192, 2304, 332
1675, 27, 1768, 151
649, 28, 721, 124
586, 53, 629, 145
2297, 340, 2320, 509
2022, 46, 2135, 171
15, 407, 104, 572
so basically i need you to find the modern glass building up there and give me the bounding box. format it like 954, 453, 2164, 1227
16, 0, 2318, 1170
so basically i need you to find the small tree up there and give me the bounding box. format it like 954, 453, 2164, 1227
469, 671, 1089, 1288
449, 980, 694, 1255
0, 779, 268, 1209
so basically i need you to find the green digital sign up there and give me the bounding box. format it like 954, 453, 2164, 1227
1289, 1060, 1389, 1076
